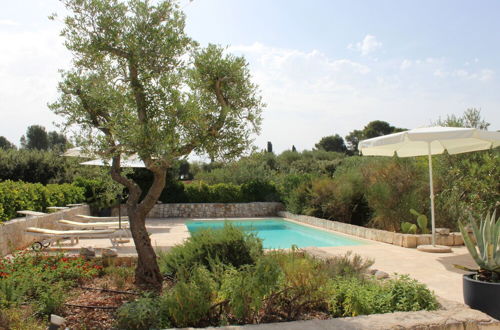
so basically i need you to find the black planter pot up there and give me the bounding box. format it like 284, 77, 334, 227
463, 273, 500, 320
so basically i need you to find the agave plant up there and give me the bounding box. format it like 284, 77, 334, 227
457, 211, 500, 282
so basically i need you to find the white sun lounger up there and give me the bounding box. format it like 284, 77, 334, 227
58, 219, 129, 229
25, 227, 129, 249
76, 215, 129, 222
17, 210, 46, 217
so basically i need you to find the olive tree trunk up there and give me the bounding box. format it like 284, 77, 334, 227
111, 159, 166, 291
127, 206, 163, 290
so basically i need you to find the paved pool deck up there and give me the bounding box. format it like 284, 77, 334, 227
58, 217, 476, 304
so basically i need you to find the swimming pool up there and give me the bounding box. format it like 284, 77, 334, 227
185, 218, 365, 249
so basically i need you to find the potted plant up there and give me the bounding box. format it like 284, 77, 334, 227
456, 211, 499, 319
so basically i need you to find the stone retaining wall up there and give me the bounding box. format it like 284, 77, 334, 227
279, 211, 464, 248
146, 202, 285, 218
216, 298, 499, 329
0, 205, 90, 256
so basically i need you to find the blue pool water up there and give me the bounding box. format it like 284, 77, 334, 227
185, 218, 365, 249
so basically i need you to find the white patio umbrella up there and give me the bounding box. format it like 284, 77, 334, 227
62, 147, 145, 231
359, 126, 500, 249
80, 155, 145, 231
80, 157, 146, 168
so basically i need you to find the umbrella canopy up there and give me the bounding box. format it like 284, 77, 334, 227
359, 126, 500, 249
63, 146, 145, 168
62, 147, 89, 157
80, 157, 146, 168
359, 126, 500, 157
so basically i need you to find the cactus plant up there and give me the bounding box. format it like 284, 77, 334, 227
409, 209, 429, 234
457, 211, 500, 282
401, 222, 417, 234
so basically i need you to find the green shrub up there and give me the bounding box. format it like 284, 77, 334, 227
34, 283, 66, 317
0, 306, 45, 330
159, 179, 188, 203
184, 181, 211, 203
362, 158, 428, 231
0, 277, 24, 308
195, 152, 277, 185
326, 275, 438, 317
0, 252, 101, 316
327, 276, 391, 317
0, 149, 74, 184
116, 294, 170, 330
158, 224, 263, 277
386, 275, 439, 311
320, 252, 374, 279
73, 176, 121, 212
0, 180, 85, 221
434, 149, 500, 227
278, 176, 313, 214
208, 183, 242, 203
125, 248, 437, 327
240, 179, 280, 202
104, 265, 135, 290
162, 266, 217, 327
182, 181, 279, 203
269, 253, 330, 319
219, 257, 282, 323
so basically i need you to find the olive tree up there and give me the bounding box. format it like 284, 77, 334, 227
50, 0, 263, 290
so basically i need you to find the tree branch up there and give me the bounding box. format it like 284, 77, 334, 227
72, 86, 142, 204
175, 77, 231, 156
137, 166, 167, 216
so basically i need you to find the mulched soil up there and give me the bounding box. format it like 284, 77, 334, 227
61, 275, 137, 329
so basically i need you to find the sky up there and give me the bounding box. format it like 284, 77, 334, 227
1, 0, 499, 154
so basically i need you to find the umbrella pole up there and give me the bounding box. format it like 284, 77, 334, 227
427, 144, 436, 246
117, 194, 122, 229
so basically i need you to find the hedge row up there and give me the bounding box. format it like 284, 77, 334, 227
0, 180, 85, 221
159, 180, 281, 204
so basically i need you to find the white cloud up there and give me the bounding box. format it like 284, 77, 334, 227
447, 68, 494, 81
226, 43, 500, 152
348, 34, 382, 56
478, 69, 494, 81
400, 59, 412, 70
0, 28, 71, 145
0, 19, 18, 26
331, 59, 371, 74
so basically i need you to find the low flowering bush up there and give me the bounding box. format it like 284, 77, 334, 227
0, 251, 101, 315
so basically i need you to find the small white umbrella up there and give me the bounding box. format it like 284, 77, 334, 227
79, 155, 145, 231
80, 157, 146, 168
62, 147, 88, 157
359, 126, 500, 248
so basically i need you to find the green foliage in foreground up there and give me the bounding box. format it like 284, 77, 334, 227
0, 252, 101, 316
158, 224, 263, 277
0, 180, 85, 221
119, 227, 438, 328
327, 274, 438, 317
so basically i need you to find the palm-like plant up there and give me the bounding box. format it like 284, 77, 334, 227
457, 211, 500, 282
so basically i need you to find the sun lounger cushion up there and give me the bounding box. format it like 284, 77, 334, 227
17, 210, 46, 216
59, 219, 128, 227
26, 227, 116, 236
76, 215, 129, 221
